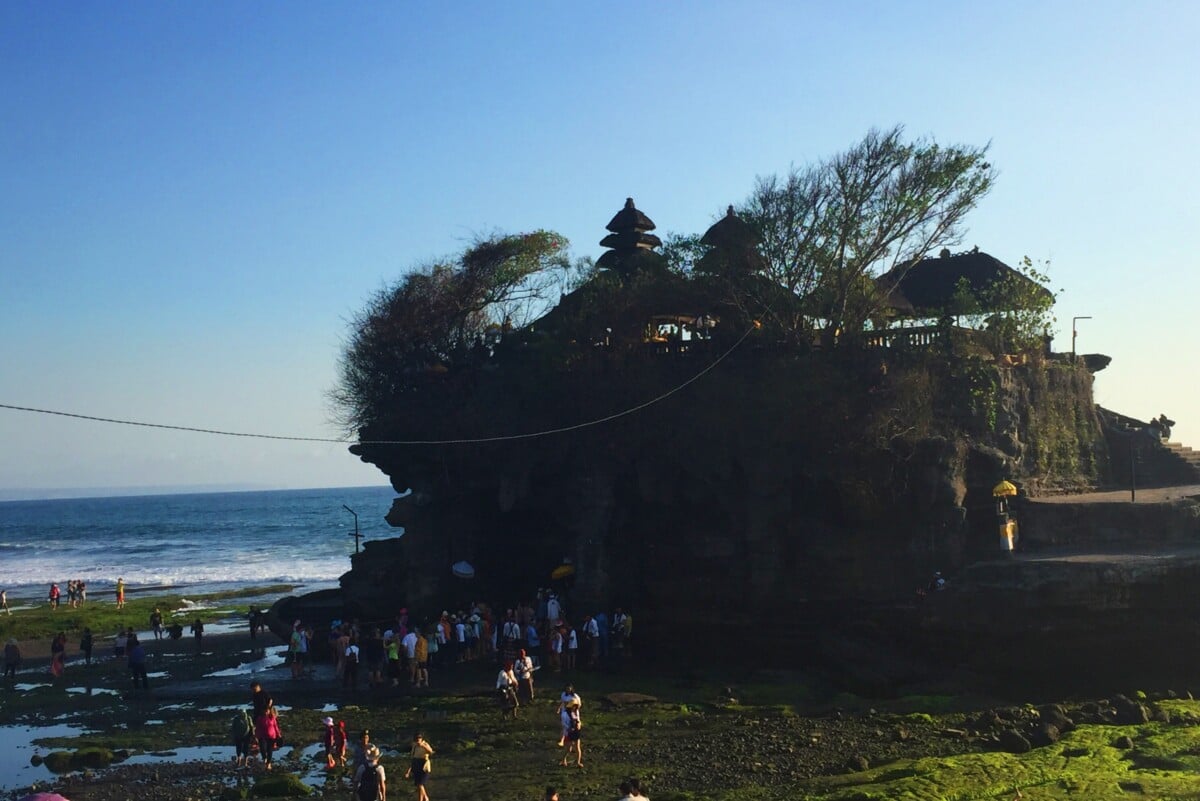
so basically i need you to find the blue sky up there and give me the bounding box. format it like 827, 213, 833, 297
2, 2, 1197, 496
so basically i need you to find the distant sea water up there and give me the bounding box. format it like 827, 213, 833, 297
0, 485, 398, 603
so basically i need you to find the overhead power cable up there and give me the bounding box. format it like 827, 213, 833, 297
0, 326, 756, 446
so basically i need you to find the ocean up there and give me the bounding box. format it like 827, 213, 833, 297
0, 485, 398, 604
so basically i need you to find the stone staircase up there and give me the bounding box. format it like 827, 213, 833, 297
1162, 441, 1200, 482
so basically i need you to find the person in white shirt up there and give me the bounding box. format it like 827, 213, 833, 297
454, 618, 467, 662
514, 648, 536, 701
402, 629, 418, 684
496, 662, 519, 718
557, 684, 582, 746
566, 625, 579, 671
583, 616, 600, 668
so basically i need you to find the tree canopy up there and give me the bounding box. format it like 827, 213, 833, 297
332, 231, 570, 432
740, 125, 996, 343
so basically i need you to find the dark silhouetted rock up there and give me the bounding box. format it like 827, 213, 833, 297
1111, 694, 1149, 725
997, 729, 1031, 754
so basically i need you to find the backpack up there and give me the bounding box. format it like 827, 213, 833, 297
231, 710, 253, 739
357, 764, 382, 801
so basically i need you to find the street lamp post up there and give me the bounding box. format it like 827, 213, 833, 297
1071, 316, 1092, 363
343, 504, 362, 554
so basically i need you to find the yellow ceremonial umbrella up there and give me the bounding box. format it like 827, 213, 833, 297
992, 480, 1018, 498
551, 564, 575, 580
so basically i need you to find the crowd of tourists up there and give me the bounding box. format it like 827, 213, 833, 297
231, 672, 646, 801
305, 589, 634, 693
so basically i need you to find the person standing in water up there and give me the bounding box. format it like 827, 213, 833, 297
80, 627, 94, 665
191, 617, 205, 653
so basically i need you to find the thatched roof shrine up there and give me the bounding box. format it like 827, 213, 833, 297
696, 206, 767, 276
876, 249, 1053, 316
597, 198, 665, 277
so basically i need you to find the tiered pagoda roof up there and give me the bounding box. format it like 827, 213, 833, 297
596, 197, 666, 277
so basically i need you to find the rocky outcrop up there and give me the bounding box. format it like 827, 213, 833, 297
343, 350, 1110, 682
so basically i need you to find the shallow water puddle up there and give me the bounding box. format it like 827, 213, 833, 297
123, 744, 231, 764
13, 682, 52, 692
66, 685, 120, 696
0, 723, 88, 790
205, 645, 286, 677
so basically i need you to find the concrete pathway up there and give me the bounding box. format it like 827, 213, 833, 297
1029, 484, 1200, 505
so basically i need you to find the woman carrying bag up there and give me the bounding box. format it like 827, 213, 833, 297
403, 732, 435, 801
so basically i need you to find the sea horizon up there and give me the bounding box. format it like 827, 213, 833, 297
0, 481, 388, 504
0, 484, 399, 602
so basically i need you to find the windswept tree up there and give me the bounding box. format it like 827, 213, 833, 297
742, 125, 995, 344
332, 231, 570, 432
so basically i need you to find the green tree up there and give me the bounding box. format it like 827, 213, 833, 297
332, 231, 570, 431
949, 256, 1058, 355
743, 125, 996, 344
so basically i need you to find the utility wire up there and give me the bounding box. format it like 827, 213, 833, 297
0, 326, 756, 446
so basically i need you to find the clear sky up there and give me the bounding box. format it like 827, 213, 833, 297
2, 1, 1197, 498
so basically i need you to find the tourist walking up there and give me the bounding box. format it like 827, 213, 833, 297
565, 624, 578, 671
49, 632, 67, 677
190, 617, 205, 653
254, 698, 283, 771
289, 621, 306, 680
515, 648, 536, 701
128, 634, 149, 689
403, 732, 434, 801
251, 680, 272, 716
77, 579, 86, 605
344, 635, 361, 690
1, 589, 10, 615
353, 743, 387, 801
48, 583, 61, 610
150, 608, 164, 640
4, 638, 20, 678
80, 627, 93, 665
559, 700, 583, 767
557, 684, 582, 746
321, 716, 338, 769
496, 662, 520, 719
414, 629, 429, 688
334, 720, 349, 767
230, 707, 256, 768
115, 577, 125, 609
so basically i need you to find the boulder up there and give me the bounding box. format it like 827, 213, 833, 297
997, 729, 1032, 754
604, 692, 659, 707
1111, 694, 1149, 725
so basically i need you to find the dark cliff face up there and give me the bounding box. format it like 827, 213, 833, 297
346, 350, 1107, 667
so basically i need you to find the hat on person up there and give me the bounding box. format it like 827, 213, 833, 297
323, 717, 334, 726
365, 744, 381, 762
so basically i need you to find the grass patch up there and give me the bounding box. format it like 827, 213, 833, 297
0, 584, 297, 643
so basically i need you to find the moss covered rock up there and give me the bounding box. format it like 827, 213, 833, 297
41, 746, 115, 773
251, 771, 312, 797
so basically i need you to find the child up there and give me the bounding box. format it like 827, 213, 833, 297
231, 708, 255, 768
322, 716, 337, 768
334, 720, 348, 767
560, 702, 583, 767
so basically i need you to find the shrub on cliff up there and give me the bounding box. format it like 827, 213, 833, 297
333, 231, 572, 431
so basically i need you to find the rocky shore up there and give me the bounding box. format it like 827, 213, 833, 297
8, 620, 1200, 801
